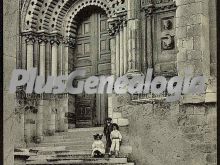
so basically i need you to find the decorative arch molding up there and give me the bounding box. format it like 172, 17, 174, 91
64, 0, 112, 38
22, 0, 127, 36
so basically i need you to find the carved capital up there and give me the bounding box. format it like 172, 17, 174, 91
38, 35, 48, 44
143, 4, 155, 16
142, 0, 176, 15
108, 16, 127, 36
109, 0, 127, 17
24, 33, 36, 44
63, 37, 76, 48
50, 36, 61, 45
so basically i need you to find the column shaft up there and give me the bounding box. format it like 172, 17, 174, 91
37, 100, 44, 140
51, 43, 58, 76
123, 26, 128, 74
39, 42, 46, 77
49, 107, 56, 135
26, 41, 34, 69
110, 38, 116, 75
116, 33, 120, 77
119, 29, 124, 76
146, 16, 153, 68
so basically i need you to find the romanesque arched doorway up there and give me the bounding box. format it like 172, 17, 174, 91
73, 7, 111, 127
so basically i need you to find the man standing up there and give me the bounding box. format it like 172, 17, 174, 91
103, 118, 113, 155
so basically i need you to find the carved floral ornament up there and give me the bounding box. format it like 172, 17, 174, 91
108, 16, 127, 36
22, 31, 77, 47
142, 0, 176, 15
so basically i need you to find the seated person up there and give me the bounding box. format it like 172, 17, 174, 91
91, 133, 105, 158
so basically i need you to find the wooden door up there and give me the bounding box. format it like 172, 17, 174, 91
74, 9, 111, 127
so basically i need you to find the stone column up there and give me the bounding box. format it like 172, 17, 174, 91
115, 33, 120, 77
38, 36, 47, 79
51, 38, 59, 77
24, 110, 32, 144
37, 100, 44, 140
25, 34, 35, 70
110, 37, 116, 75
119, 26, 124, 76
63, 98, 69, 131
127, 0, 141, 74
123, 21, 128, 74
48, 106, 56, 135
63, 37, 75, 131
36, 35, 47, 140
145, 6, 154, 69
59, 106, 65, 132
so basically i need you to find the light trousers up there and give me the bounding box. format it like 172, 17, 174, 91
110, 139, 120, 152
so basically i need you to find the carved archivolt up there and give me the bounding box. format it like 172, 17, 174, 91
22, 0, 127, 38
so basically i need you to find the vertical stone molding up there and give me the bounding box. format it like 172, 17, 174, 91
127, 0, 141, 74
36, 100, 44, 141
63, 37, 75, 75
25, 33, 36, 70
145, 7, 153, 69
50, 35, 60, 77
108, 16, 127, 76
123, 21, 128, 74
110, 38, 116, 75
119, 26, 124, 76
63, 98, 69, 132
48, 106, 56, 135
127, 19, 141, 73
38, 33, 48, 79
115, 33, 120, 77
58, 106, 65, 132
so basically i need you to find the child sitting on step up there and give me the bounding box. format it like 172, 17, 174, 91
91, 133, 105, 158
110, 123, 122, 157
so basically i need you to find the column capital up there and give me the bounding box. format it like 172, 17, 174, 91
108, 16, 127, 36
24, 34, 36, 44
50, 36, 61, 45
38, 34, 49, 44
49, 32, 62, 45
63, 37, 76, 48
142, 0, 176, 16
143, 4, 155, 16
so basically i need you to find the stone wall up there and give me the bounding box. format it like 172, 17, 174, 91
4, 0, 20, 164
108, 1, 217, 164
110, 94, 216, 165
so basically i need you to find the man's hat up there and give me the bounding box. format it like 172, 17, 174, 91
106, 117, 112, 121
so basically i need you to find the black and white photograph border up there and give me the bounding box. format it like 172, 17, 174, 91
3, 0, 217, 165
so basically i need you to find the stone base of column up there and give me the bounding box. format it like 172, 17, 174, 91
126, 69, 143, 79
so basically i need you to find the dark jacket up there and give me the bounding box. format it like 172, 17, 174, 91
103, 123, 113, 136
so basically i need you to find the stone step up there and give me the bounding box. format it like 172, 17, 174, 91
26, 158, 128, 165
38, 141, 93, 147
31, 149, 93, 156
43, 137, 95, 143
55, 128, 104, 137
43, 133, 104, 141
